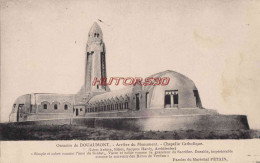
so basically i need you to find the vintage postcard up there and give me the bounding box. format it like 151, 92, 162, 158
0, 0, 260, 162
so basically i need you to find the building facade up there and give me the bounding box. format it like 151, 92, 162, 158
9, 22, 203, 122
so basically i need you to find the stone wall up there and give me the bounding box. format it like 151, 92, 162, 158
11, 118, 71, 125
14, 114, 250, 131
84, 108, 218, 118
89, 115, 250, 131
35, 94, 74, 114
73, 105, 86, 116
26, 113, 73, 121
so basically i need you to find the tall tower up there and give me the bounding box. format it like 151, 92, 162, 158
85, 22, 109, 94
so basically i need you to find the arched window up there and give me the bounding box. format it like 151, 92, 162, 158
43, 104, 47, 109
64, 104, 68, 110
97, 33, 99, 37
54, 104, 58, 110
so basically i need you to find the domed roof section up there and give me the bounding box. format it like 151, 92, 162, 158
144, 70, 201, 109
88, 22, 103, 39
14, 94, 31, 104
144, 70, 197, 91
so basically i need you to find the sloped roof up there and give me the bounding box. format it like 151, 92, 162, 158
88, 86, 133, 104
88, 22, 103, 39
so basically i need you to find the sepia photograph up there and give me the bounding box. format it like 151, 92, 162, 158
1, 0, 260, 162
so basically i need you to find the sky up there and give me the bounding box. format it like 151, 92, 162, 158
1, 0, 260, 128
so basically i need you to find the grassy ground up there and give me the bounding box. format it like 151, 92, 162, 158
0, 123, 259, 140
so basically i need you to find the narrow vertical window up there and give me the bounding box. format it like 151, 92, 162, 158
125, 102, 128, 109
64, 104, 68, 110
145, 92, 149, 108
193, 90, 201, 107
173, 94, 178, 104
135, 94, 140, 110
44, 104, 47, 109
164, 94, 171, 107
54, 104, 58, 110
